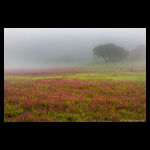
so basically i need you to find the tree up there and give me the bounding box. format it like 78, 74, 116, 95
93, 43, 130, 62
130, 44, 146, 60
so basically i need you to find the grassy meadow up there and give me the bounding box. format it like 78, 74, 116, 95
4, 60, 146, 122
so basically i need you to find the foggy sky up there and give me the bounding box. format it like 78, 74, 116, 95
4, 28, 146, 69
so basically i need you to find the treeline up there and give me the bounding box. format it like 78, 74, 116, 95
93, 43, 146, 62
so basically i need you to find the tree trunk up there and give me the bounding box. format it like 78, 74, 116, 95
102, 56, 107, 62
108, 56, 113, 62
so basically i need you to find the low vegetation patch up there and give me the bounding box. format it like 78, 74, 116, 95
4, 64, 146, 122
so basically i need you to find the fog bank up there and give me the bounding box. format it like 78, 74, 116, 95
4, 28, 146, 69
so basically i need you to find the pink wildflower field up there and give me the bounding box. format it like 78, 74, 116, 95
4, 67, 146, 122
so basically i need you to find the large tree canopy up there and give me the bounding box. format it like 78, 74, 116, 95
93, 43, 130, 62
130, 44, 146, 60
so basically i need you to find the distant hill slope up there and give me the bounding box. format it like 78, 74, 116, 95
79, 60, 146, 68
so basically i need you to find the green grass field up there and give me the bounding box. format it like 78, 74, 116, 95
5, 60, 146, 81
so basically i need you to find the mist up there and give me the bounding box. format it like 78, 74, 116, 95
4, 28, 146, 70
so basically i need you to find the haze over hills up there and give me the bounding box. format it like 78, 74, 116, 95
4, 28, 146, 70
